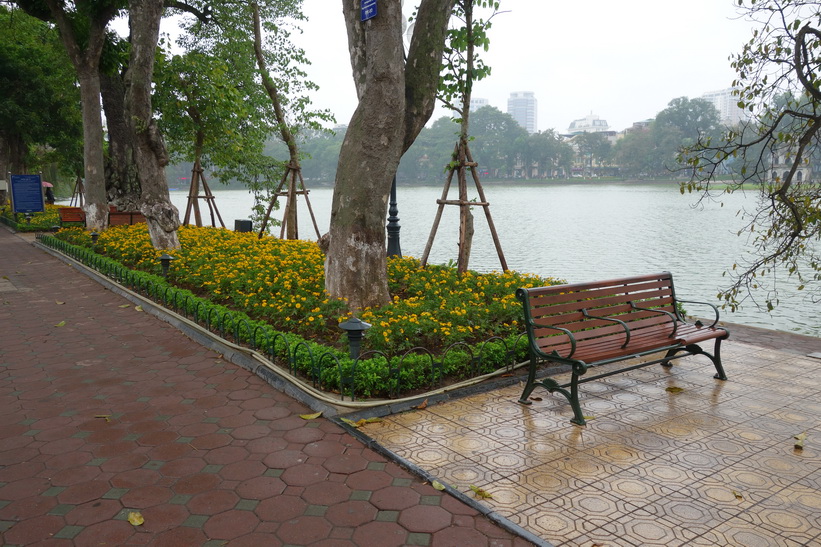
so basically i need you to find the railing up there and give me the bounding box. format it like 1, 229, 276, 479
36, 233, 528, 402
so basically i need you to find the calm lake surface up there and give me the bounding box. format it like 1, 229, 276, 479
170, 182, 819, 338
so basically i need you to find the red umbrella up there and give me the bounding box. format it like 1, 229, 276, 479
42, 181, 54, 187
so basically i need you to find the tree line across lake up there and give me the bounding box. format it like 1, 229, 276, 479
166, 96, 726, 187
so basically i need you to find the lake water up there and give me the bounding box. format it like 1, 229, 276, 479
167, 182, 818, 338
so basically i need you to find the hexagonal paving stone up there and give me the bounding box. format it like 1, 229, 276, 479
276, 515, 332, 545
324, 500, 377, 527
281, 463, 329, 487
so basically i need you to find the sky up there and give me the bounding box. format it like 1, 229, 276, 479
291, 0, 758, 133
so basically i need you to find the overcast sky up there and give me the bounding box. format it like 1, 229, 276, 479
292, 0, 757, 133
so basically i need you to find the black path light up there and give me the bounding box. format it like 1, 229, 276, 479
159, 254, 176, 278
338, 317, 372, 360
90, 231, 100, 248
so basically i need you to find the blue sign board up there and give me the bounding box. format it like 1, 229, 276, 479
361, 0, 377, 21
10, 174, 45, 214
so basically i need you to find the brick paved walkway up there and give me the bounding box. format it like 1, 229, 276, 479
0, 227, 537, 546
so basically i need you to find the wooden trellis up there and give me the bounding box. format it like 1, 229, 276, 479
257, 163, 321, 240
183, 160, 225, 228
421, 142, 507, 274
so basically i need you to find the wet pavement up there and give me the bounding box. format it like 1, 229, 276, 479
2, 224, 820, 546
363, 320, 821, 545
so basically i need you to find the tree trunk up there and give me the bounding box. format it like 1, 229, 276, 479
2, 133, 27, 175
329, 0, 456, 312
76, 66, 109, 230
126, 0, 180, 249
101, 70, 140, 210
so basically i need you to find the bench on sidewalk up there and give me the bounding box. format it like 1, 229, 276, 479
517, 272, 729, 425
58, 207, 86, 226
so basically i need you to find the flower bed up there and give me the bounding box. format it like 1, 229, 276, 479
52, 225, 564, 399
0, 204, 62, 231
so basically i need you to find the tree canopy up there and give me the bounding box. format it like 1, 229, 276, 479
0, 6, 82, 177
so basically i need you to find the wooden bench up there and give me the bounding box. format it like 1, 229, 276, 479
517, 272, 729, 425
58, 207, 86, 226
108, 211, 147, 225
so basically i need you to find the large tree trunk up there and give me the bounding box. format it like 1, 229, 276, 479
101, 70, 141, 210
126, 0, 180, 249
327, 0, 456, 312
76, 66, 109, 230
38, 0, 114, 231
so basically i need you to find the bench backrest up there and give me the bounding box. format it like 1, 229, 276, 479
109, 211, 147, 225
58, 207, 85, 222
517, 272, 680, 354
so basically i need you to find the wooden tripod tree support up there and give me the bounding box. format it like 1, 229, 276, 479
257, 163, 321, 240
69, 176, 85, 207
420, 142, 508, 274
183, 159, 225, 228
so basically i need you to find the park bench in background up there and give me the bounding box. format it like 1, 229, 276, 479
517, 272, 729, 425
58, 207, 85, 227
108, 210, 147, 225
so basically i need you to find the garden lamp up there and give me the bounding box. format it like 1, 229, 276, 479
339, 317, 372, 360
159, 254, 175, 278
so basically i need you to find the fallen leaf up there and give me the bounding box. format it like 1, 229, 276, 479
340, 417, 358, 427
794, 432, 807, 450
469, 485, 493, 499
55, 301, 65, 305
432, 480, 446, 491
128, 511, 144, 526
300, 412, 322, 420
583, 415, 596, 421
416, 399, 428, 410
353, 417, 383, 428
119, 304, 131, 308
54, 321, 66, 327
94, 415, 111, 423
732, 490, 743, 501
134, 305, 143, 312
665, 386, 684, 393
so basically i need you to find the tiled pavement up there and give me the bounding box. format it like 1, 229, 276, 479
365, 331, 821, 545
0, 227, 535, 546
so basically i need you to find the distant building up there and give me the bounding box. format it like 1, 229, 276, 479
507, 92, 537, 133
567, 113, 610, 134
470, 97, 489, 112
701, 88, 747, 126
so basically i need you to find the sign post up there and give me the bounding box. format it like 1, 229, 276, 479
361, 0, 377, 21
9, 174, 45, 214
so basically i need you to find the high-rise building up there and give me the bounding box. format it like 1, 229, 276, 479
470, 97, 489, 112
701, 88, 747, 126
507, 91, 537, 133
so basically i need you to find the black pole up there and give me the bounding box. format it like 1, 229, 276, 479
386, 176, 402, 258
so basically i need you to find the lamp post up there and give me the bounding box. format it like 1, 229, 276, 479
159, 254, 175, 278
386, 176, 402, 258
90, 231, 99, 249
338, 317, 371, 360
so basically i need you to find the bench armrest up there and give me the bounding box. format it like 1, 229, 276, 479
629, 301, 678, 337
677, 299, 721, 328
531, 324, 578, 360
582, 309, 630, 348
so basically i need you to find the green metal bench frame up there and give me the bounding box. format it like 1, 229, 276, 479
517, 272, 729, 425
